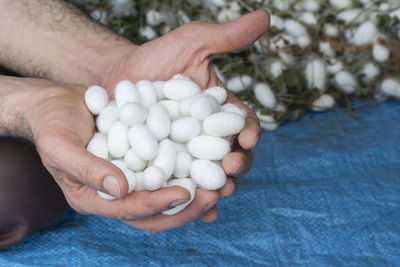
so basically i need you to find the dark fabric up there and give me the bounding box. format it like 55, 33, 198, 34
0, 137, 69, 250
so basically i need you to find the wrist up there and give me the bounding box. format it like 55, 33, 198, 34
0, 76, 38, 139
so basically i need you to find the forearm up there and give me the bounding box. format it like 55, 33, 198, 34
0, 0, 134, 87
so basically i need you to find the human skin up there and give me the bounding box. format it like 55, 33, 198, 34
0, 1, 269, 232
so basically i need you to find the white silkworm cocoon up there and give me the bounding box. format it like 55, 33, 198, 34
297, 34, 311, 48
163, 78, 201, 101
270, 15, 284, 30
273, 0, 290, 11
173, 152, 192, 178
300, 0, 320, 12
256, 112, 275, 124
312, 94, 335, 112
305, 58, 327, 92
327, 60, 343, 74
162, 178, 197, 215
361, 63, 380, 83
153, 139, 176, 179
85, 85, 109, 115
254, 83, 277, 109
203, 112, 245, 137
97, 191, 116, 200
203, 86, 227, 104
146, 10, 164, 26
284, 19, 307, 37
109, 0, 133, 18
141, 165, 166, 191
128, 124, 158, 160
119, 103, 147, 126
87, 133, 108, 160
107, 121, 129, 158
136, 80, 157, 108
319, 41, 335, 58
188, 136, 231, 160
146, 104, 171, 141
334, 71, 358, 94
260, 122, 279, 131
179, 96, 195, 117
139, 26, 157, 40
159, 100, 181, 121
352, 21, 378, 46
190, 95, 219, 120
323, 23, 339, 37
330, 0, 351, 9
96, 104, 118, 135
279, 51, 295, 65
221, 103, 248, 119
111, 160, 136, 193
190, 160, 226, 190
226, 75, 253, 93
217, 8, 240, 23
170, 117, 201, 143
124, 148, 147, 171
269, 60, 285, 78
381, 78, 400, 98
114, 80, 140, 110
299, 12, 317, 25
337, 9, 361, 24
372, 43, 390, 63
153, 81, 166, 101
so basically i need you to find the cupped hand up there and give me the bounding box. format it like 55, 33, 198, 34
96, 10, 269, 230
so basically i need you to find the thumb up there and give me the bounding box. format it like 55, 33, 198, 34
206, 9, 270, 54
53, 140, 129, 198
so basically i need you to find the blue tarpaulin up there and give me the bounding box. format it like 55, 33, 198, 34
1, 101, 400, 266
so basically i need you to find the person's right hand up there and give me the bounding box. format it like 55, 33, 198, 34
5, 76, 207, 233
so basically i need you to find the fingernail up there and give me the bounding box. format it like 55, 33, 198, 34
203, 202, 216, 213
169, 199, 189, 208
103, 176, 121, 198
231, 160, 246, 177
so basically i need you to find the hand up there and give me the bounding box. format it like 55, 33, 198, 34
93, 10, 269, 231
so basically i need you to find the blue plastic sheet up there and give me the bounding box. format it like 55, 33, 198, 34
1, 101, 400, 266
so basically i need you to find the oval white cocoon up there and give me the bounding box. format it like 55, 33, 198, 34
203, 86, 227, 104
119, 102, 148, 126
136, 80, 157, 108
87, 133, 108, 160
153, 81, 166, 100
96, 104, 118, 135
107, 121, 129, 158
203, 112, 245, 137
124, 148, 147, 171
163, 78, 201, 100
188, 135, 231, 160
170, 117, 201, 143
162, 178, 197, 215
153, 139, 176, 179
190, 160, 226, 190
114, 80, 140, 110
85, 85, 109, 115
173, 151, 192, 178
146, 104, 171, 141
141, 165, 166, 191
221, 103, 248, 118
128, 124, 158, 160
254, 83, 277, 109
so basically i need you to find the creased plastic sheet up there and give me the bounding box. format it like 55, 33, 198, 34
1, 101, 400, 266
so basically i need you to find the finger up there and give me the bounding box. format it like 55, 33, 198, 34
63, 184, 191, 220
206, 9, 270, 55
226, 91, 262, 149
49, 137, 129, 198
222, 149, 253, 177
124, 189, 219, 233
218, 176, 239, 198
200, 205, 219, 222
